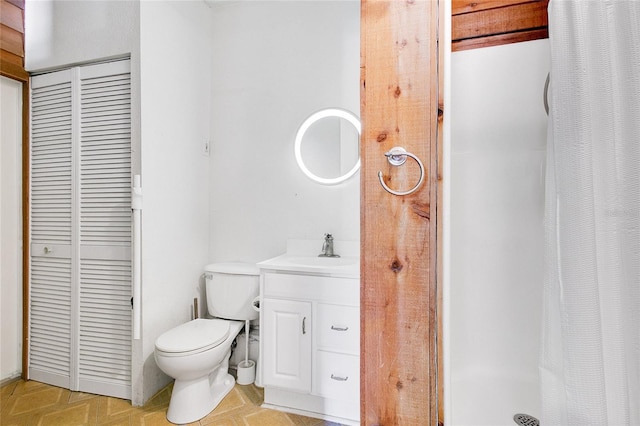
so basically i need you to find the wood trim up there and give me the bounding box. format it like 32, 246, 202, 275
453, 27, 548, 51
6, 0, 24, 10
1, 47, 21, 65
0, 0, 26, 79
21, 79, 29, 380
437, 1, 445, 424
452, 1, 547, 41
0, 25, 24, 57
360, 0, 439, 424
1, 0, 24, 33
452, 0, 548, 51
1, 50, 28, 81
453, 0, 531, 15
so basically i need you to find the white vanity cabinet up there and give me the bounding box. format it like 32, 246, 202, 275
259, 269, 360, 425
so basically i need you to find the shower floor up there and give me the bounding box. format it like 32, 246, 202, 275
450, 371, 541, 426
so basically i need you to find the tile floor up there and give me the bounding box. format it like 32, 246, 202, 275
0, 379, 340, 426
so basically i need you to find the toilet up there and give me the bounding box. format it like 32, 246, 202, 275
154, 262, 260, 424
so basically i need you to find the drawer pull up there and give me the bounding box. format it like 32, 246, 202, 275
331, 374, 349, 382
331, 325, 349, 331
302, 317, 307, 334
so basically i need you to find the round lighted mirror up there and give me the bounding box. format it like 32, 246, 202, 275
294, 108, 361, 185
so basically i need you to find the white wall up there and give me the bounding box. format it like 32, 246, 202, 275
208, 1, 361, 263
449, 39, 549, 425
138, 0, 214, 404
25, 0, 139, 72
24, 0, 214, 404
23, 0, 359, 405
1, 76, 23, 381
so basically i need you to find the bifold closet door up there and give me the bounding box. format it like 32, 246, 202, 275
30, 69, 74, 389
29, 60, 132, 399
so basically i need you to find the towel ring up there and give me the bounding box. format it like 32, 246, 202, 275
378, 147, 425, 196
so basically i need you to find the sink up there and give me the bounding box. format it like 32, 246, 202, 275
257, 240, 360, 278
285, 256, 358, 267
257, 253, 359, 278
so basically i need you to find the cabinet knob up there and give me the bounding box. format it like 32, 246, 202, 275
44, 246, 53, 254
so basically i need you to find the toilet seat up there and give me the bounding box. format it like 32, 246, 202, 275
155, 318, 230, 356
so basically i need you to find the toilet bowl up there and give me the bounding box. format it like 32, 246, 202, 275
155, 319, 244, 423
154, 263, 260, 424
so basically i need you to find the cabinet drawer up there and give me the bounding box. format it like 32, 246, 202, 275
314, 350, 359, 401
263, 273, 358, 305
316, 304, 359, 354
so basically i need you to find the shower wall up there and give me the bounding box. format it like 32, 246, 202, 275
449, 39, 549, 425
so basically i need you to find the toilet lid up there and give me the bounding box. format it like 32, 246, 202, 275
155, 318, 230, 354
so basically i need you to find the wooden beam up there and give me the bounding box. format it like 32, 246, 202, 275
453, 27, 548, 51
361, 1, 439, 424
451, 0, 549, 52
452, 0, 548, 42
452, 0, 532, 15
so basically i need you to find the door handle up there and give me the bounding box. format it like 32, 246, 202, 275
331, 374, 348, 381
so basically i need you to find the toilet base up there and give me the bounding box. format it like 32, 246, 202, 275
166, 362, 236, 424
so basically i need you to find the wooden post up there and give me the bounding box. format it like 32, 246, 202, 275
360, 0, 440, 424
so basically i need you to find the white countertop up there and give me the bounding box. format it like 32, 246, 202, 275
257, 239, 360, 279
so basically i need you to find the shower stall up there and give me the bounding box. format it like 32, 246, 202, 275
446, 2, 640, 425
447, 38, 549, 426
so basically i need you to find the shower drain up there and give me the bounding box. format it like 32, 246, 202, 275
513, 413, 540, 426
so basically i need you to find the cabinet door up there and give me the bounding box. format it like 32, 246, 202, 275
262, 298, 312, 393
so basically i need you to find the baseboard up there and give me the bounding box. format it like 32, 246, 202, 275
0, 374, 22, 387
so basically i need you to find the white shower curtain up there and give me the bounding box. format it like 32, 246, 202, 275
541, 1, 640, 425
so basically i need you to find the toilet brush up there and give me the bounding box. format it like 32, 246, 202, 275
244, 319, 249, 367
236, 319, 255, 385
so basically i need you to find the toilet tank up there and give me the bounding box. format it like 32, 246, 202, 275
204, 262, 260, 321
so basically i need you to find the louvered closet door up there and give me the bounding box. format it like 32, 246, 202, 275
29, 60, 132, 399
30, 70, 74, 389
77, 61, 132, 398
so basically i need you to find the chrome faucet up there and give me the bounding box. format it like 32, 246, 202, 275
319, 233, 340, 258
